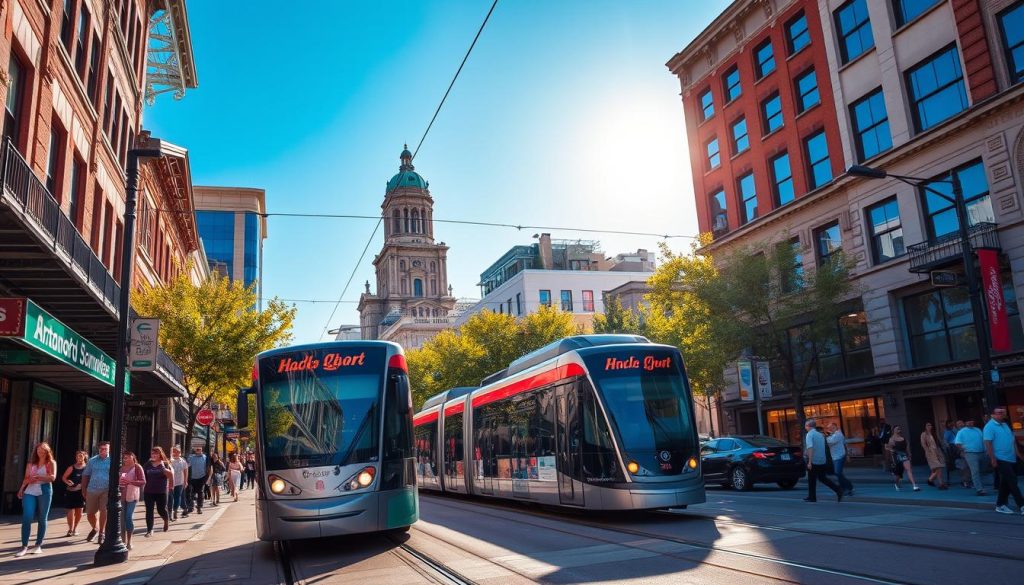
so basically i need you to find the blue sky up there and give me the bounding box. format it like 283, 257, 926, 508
145, 0, 730, 343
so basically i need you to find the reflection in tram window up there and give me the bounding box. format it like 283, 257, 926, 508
415, 421, 437, 479
444, 413, 463, 479
582, 384, 620, 481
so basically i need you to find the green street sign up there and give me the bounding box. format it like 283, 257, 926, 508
21, 300, 118, 387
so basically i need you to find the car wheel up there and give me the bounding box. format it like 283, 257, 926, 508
730, 466, 751, 491
776, 480, 798, 490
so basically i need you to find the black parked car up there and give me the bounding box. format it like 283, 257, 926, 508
700, 435, 805, 490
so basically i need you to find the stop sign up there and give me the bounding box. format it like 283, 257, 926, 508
196, 409, 215, 426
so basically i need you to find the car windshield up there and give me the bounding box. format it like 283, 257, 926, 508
259, 347, 385, 470
583, 348, 696, 476
743, 436, 789, 448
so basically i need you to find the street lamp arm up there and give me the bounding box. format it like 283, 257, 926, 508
846, 165, 956, 204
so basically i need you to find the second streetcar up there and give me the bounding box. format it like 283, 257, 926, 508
413, 334, 705, 510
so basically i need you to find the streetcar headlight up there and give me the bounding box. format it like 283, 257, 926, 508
342, 466, 376, 491
270, 478, 286, 494
267, 474, 302, 495
627, 461, 640, 474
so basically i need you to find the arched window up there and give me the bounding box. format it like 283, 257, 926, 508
414, 278, 424, 297
431, 279, 437, 296
404, 208, 409, 233
400, 259, 406, 270
421, 207, 428, 234
392, 209, 401, 234
411, 209, 420, 233
430, 261, 436, 272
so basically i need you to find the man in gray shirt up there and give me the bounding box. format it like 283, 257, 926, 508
804, 419, 843, 503
185, 447, 210, 515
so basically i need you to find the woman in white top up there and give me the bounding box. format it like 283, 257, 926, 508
227, 454, 243, 502
15, 442, 57, 557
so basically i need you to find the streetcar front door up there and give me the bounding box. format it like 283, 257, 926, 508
556, 383, 585, 506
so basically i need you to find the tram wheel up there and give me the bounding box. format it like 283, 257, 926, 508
730, 466, 751, 491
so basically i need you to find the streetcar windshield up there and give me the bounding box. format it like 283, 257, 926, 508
584, 348, 696, 476
258, 347, 385, 470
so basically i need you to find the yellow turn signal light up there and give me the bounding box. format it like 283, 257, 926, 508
687, 457, 698, 470
627, 461, 640, 474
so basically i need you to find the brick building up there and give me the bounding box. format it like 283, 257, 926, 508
668, 0, 1024, 460
0, 0, 199, 512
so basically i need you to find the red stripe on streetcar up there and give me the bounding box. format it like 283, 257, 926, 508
413, 410, 438, 426
444, 402, 464, 416
471, 363, 585, 409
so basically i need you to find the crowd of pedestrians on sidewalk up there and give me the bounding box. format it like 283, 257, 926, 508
10, 439, 258, 559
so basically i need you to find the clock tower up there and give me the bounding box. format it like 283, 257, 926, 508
357, 147, 456, 349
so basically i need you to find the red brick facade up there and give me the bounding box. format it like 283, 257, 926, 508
0, 0, 194, 291
671, 0, 844, 238
952, 0, 999, 102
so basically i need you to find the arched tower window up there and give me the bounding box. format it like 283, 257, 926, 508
403, 208, 409, 233
392, 209, 401, 235
431, 279, 437, 296
414, 278, 424, 297
421, 207, 428, 235
411, 209, 420, 233
430, 261, 436, 272
400, 259, 406, 270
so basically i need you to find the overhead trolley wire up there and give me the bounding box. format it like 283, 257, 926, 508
318, 0, 501, 339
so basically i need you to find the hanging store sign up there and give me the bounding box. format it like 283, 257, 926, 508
129, 318, 160, 372
755, 361, 772, 400
978, 249, 1010, 352
0, 298, 27, 336
0, 297, 118, 387
737, 359, 754, 402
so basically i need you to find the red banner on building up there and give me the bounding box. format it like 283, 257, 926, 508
978, 249, 1010, 352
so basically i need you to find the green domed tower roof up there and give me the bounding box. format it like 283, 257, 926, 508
387, 144, 428, 193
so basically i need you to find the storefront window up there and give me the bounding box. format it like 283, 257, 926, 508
28, 385, 60, 449
764, 397, 884, 457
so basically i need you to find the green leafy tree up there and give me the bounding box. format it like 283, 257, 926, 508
642, 237, 735, 436
132, 269, 296, 450
689, 235, 860, 433
592, 296, 646, 335
406, 305, 579, 409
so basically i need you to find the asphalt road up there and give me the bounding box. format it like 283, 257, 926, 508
281, 488, 1024, 584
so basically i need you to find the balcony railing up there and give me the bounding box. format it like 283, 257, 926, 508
907, 222, 1000, 273
2, 139, 121, 312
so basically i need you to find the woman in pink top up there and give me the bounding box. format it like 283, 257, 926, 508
15, 443, 57, 557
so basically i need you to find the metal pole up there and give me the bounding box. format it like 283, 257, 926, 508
94, 151, 141, 566
953, 173, 1000, 413
754, 361, 765, 435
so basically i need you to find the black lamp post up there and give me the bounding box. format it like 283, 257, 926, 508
847, 164, 1000, 415
95, 133, 187, 566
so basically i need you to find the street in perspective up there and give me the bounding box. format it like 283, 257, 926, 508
0, 1, 1023, 584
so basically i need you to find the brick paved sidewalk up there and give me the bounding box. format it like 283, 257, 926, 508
0, 487, 283, 585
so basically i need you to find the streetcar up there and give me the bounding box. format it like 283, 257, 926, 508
413, 335, 705, 510
237, 341, 417, 540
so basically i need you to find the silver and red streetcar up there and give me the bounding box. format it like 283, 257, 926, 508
413, 335, 705, 510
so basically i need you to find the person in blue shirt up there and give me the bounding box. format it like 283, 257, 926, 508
955, 419, 986, 495
983, 407, 1024, 515
80, 442, 111, 544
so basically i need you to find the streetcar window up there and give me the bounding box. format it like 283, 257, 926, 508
581, 382, 621, 481
258, 347, 384, 470
415, 420, 438, 479
471, 386, 555, 481
444, 412, 464, 479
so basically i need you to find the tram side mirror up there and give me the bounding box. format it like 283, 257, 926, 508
237, 387, 251, 428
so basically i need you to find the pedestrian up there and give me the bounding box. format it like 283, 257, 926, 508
117, 451, 145, 551
879, 420, 893, 472
983, 407, 1024, 515
81, 441, 112, 544
14, 442, 56, 557
186, 446, 209, 515
227, 454, 243, 502
955, 419, 986, 495
888, 426, 921, 491
921, 422, 948, 490
826, 422, 854, 496
168, 446, 188, 521
942, 420, 958, 484
210, 453, 226, 506
245, 453, 256, 489
142, 447, 173, 536
61, 450, 87, 537
803, 419, 843, 503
